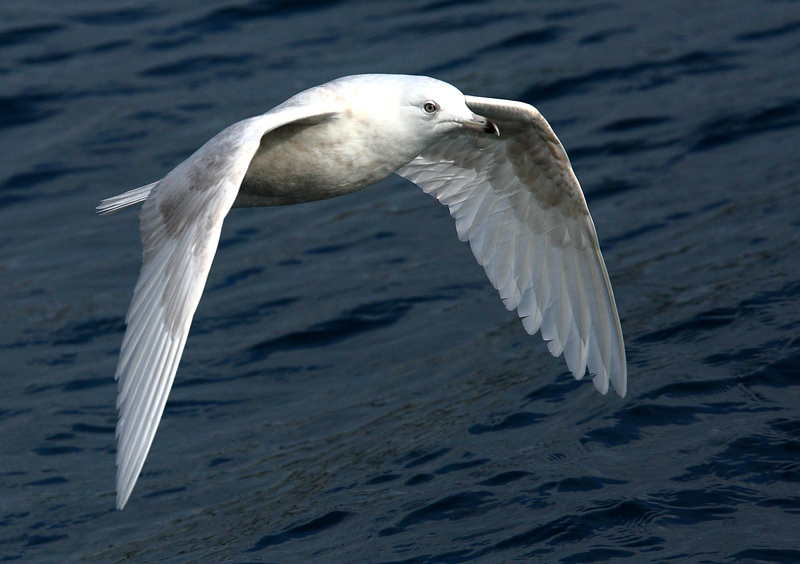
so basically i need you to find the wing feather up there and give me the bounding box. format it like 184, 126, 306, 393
396, 96, 626, 397
103, 102, 343, 509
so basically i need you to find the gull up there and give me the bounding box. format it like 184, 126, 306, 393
98, 74, 626, 509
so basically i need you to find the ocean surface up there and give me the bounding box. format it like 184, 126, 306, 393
1, 1, 799, 562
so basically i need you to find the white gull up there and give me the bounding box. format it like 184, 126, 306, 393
98, 74, 627, 509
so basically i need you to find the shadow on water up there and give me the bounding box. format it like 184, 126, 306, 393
248, 510, 352, 551
246, 295, 455, 363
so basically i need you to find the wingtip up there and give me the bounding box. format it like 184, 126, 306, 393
115, 465, 137, 510
603, 359, 627, 398
115, 471, 130, 510
115, 487, 130, 510
588, 361, 629, 398
613, 365, 628, 398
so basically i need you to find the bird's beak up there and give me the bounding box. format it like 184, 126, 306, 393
460, 113, 500, 136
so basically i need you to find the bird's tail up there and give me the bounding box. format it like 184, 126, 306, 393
96, 181, 158, 215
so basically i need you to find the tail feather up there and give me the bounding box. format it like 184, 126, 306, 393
97, 182, 158, 215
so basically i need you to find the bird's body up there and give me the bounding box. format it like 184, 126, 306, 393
234, 75, 489, 206
98, 74, 626, 509
236, 114, 398, 206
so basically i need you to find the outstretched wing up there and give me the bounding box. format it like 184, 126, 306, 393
396, 95, 626, 397
106, 102, 341, 509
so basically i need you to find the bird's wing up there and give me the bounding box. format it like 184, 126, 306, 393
110, 102, 341, 509
396, 95, 626, 397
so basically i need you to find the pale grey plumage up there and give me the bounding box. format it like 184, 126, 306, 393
398, 95, 625, 396
98, 74, 626, 509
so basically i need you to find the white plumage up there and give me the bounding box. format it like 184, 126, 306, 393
398, 95, 625, 396
98, 74, 626, 509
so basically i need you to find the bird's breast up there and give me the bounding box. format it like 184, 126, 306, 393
234, 117, 406, 207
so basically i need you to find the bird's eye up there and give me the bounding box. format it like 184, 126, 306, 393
423, 101, 438, 114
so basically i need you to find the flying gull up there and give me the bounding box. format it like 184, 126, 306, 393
98, 74, 627, 509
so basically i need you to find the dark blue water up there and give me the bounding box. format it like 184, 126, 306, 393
2, 1, 799, 562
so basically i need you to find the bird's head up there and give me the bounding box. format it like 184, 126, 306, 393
329, 74, 498, 153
